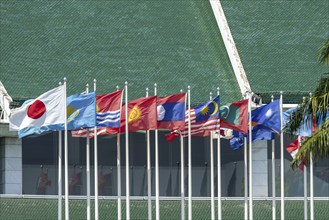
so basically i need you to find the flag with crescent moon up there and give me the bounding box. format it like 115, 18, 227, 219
220, 99, 248, 134
176, 95, 220, 137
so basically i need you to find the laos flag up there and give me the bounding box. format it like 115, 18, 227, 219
157, 93, 186, 130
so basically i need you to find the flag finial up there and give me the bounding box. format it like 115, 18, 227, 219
63, 77, 67, 82
116, 85, 119, 90
280, 91, 283, 95
180, 89, 183, 93
217, 87, 220, 96
125, 81, 128, 86
94, 79, 97, 83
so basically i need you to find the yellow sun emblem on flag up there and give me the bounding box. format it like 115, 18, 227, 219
128, 106, 141, 123
200, 105, 209, 115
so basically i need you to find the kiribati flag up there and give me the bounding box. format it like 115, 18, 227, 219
72, 90, 123, 137
157, 93, 186, 130
96, 90, 123, 128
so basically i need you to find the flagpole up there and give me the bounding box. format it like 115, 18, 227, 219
309, 92, 314, 220
209, 92, 215, 220
116, 85, 122, 220
271, 95, 276, 220
243, 94, 248, 220
244, 136, 248, 220
154, 83, 160, 220
187, 85, 192, 220
180, 89, 185, 220
248, 92, 253, 220
93, 79, 99, 220
300, 97, 307, 220
58, 130, 62, 220
217, 88, 222, 220
63, 77, 69, 220
180, 132, 185, 220
299, 135, 307, 220
279, 91, 284, 220
146, 88, 152, 220
125, 81, 130, 220
86, 84, 91, 220
58, 82, 62, 220
310, 151, 314, 220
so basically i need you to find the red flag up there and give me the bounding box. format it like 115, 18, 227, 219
285, 137, 306, 170
120, 96, 157, 132
72, 90, 123, 137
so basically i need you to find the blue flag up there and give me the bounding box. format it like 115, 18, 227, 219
194, 95, 220, 122
67, 92, 96, 130
282, 106, 312, 137
252, 99, 281, 133
229, 124, 275, 150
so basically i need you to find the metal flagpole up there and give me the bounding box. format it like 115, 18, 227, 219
244, 136, 248, 220
180, 132, 185, 220
301, 97, 307, 220
58, 82, 62, 220
116, 85, 122, 220
180, 89, 185, 220
125, 82, 130, 220
187, 86, 192, 220
248, 92, 253, 220
310, 92, 314, 220
310, 151, 314, 220
271, 95, 276, 220
86, 84, 91, 220
280, 91, 284, 220
94, 79, 99, 220
217, 87, 222, 220
58, 130, 62, 220
63, 77, 69, 220
299, 135, 308, 220
146, 88, 152, 220
154, 83, 160, 220
243, 94, 248, 220
209, 92, 215, 220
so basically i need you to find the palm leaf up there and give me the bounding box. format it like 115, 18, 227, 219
291, 119, 329, 168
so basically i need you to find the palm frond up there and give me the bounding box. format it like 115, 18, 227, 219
318, 37, 329, 65
291, 119, 329, 168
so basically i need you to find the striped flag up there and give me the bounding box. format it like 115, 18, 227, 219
72, 90, 123, 137
165, 96, 220, 139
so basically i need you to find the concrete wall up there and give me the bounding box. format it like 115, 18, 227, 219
0, 137, 22, 194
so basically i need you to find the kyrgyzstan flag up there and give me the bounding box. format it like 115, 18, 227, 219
120, 96, 157, 132
9, 85, 66, 131
220, 99, 248, 134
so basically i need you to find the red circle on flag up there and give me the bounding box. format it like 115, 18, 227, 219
27, 100, 46, 119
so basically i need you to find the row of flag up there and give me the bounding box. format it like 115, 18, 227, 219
9, 84, 319, 166
9, 85, 265, 139
7, 82, 327, 220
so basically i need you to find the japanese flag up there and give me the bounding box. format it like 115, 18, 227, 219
9, 85, 66, 131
